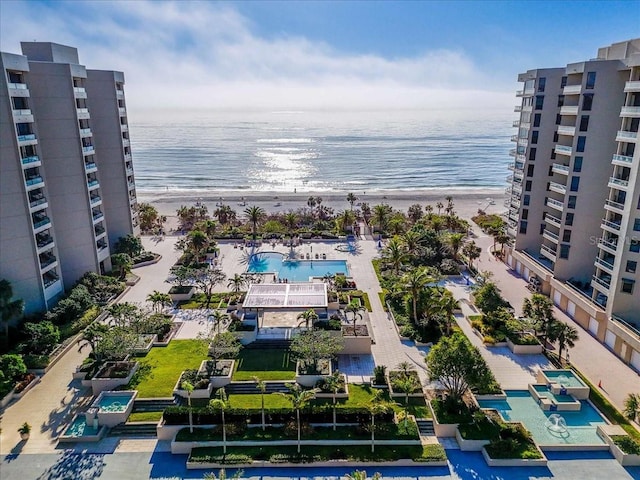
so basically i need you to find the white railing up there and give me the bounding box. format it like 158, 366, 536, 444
608, 177, 629, 188
620, 106, 640, 116
612, 154, 633, 165
605, 199, 625, 211
552, 163, 570, 174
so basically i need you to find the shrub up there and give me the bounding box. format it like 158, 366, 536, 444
21, 321, 60, 354
178, 369, 209, 390
613, 435, 640, 455
373, 365, 387, 385
0, 354, 27, 383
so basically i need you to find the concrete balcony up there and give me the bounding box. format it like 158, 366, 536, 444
510, 135, 519, 142
79, 128, 92, 137
73, 86, 87, 98
36, 237, 55, 254
85, 162, 98, 173
591, 275, 611, 292
120, 123, 128, 132
25, 176, 44, 190
119, 107, 126, 116
21, 155, 40, 167
76, 108, 90, 119
90, 195, 102, 206
543, 229, 559, 244
557, 125, 576, 136
87, 179, 100, 190
546, 197, 564, 212
7, 82, 29, 95
512, 183, 523, 194
32, 216, 51, 232
601, 218, 622, 232
92, 212, 104, 223
122, 138, 130, 147
39, 254, 58, 272
29, 197, 48, 213
563, 84, 582, 95
514, 105, 533, 113
554, 144, 573, 156
83, 145, 95, 155
604, 199, 625, 214
612, 154, 634, 166
560, 105, 579, 116
608, 176, 629, 190
551, 163, 570, 175
594, 257, 615, 274
548, 181, 567, 195
116, 89, 124, 98
43, 273, 61, 290
616, 130, 638, 142
610, 315, 640, 346
510, 196, 521, 209
513, 170, 524, 181
544, 213, 562, 228
128, 182, 136, 190
540, 244, 557, 262
620, 106, 640, 117
12, 109, 33, 123
624, 81, 640, 92
17, 133, 37, 145
598, 238, 619, 255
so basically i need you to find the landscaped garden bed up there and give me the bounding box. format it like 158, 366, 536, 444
173, 369, 212, 399
232, 348, 296, 381
482, 422, 546, 466
92, 361, 139, 395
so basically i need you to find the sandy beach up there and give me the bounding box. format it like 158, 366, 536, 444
139, 189, 507, 231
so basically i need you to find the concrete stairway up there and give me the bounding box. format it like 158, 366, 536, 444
416, 418, 436, 436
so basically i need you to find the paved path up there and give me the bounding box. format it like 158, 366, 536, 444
472, 226, 640, 411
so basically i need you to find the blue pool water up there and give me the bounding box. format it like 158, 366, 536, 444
532, 384, 576, 403
247, 252, 349, 282
98, 393, 133, 412
542, 370, 587, 388
478, 390, 607, 446
64, 416, 99, 437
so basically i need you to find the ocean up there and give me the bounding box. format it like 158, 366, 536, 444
128, 109, 513, 195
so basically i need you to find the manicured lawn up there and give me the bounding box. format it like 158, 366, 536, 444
128, 411, 164, 422
127, 340, 208, 397
232, 348, 296, 381
228, 393, 291, 409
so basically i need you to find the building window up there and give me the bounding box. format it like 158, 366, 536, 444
551, 151, 556, 160
565, 213, 574, 226
529, 148, 537, 161
517, 145, 526, 155
538, 77, 546, 92
570, 176, 580, 192
555, 114, 561, 125
534, 113, 541, 127
576, 136, 586, 152
579, 115, 589, 132
557, 95, 565, 107
527, 164, 534, 177
563, 230, 572, 242
532, 131, 539, 144
523, 194, 530, 206
582, 93, 593, 111
535, 95, 544, 110
621, 278, 635, 294
519, 221, 528, 234
633, 218, 640, 231
626, 261, 637, 274
560, 244, 570, 259
525, 180, 532, 192
568, 196, 577, 209
573, 156, 583, 172
539, 224, 545, 234
586, 71, 596, 89
631, 240, 640, 253
561, 76, 568, 88
522, 209, 529, 220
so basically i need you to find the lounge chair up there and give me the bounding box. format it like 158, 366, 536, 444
315, 253, 319, 259
322, 253, 327, 259
306, 253, 310, 259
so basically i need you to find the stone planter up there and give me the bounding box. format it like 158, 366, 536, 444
342, 334, 372, 354
20, 432, 30, 441
169, 286, 196, 302
91, 361, 139, 396
507, 337, 543, 354
387, 372, 423, 400
455, 428, 491, 451
481, 445, 547, 467
296, 360, 332, 387
428, 400, 458, 438
198, 360, 234, 388
12, 375, 40, 400
173, 372, 213, 400
315, 381, 349, 399
598, 425, 640, 466
133, 334, 157, 355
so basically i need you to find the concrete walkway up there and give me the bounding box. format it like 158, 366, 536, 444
471, 226, 640, 412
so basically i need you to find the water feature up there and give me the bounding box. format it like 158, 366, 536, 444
97, 393, 134, 412
532, 384, 576, 404
542, 370, 587, 388
477, 390, 607, 446
64, 415, 100, 437
545, 414, 569, 436
247, 252, 349, 282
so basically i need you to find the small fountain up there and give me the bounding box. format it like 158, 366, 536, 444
545, 413, 569, 436
556, 374, 571, 385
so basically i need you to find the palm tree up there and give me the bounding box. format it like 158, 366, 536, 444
213, 204, 235, 225
624, 393, 640, 423
0, 279, 24, 343
401, 230, 422, 261
367, 390, 390, 453
345, 471, 382, 480
110, 253, 132, 280
435, 201, 444, 215
345, 301, 365, 336
381, 237, 407, 275
203, 468, 244, 480
244, 205, 266, 240
523, 294, 556, 349
425, 204, 433, 217
252, 376, 267, 431
372, 204, 390, 233
187, 229, 209, 259
463, 241, 482, 270
346, 192, 358, 210
182, 380, 195, 433
442, 233, 465, 262
307, 196, 317, 216
402, 267, 437, 324
209, 310, 230, 334
146, 290, 172, 313
277, 383, 317, 453
227, 273, 248, 293
553, 322, 579, 362
323, 371, 342, 431
393, 374, 421, 427
438, 290, 459, 336
337, 210, 356, 234
296, 309, 319, 330
283, 212, 298, 238
209, 388, 229, 454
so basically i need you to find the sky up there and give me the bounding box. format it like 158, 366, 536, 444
1, 0, 638, 111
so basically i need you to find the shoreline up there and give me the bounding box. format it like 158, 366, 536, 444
139, 188, 507, 230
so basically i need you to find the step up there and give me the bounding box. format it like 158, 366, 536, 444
224, 381, 291, 394
132, 398, 176, 412
244, 340, 292, 349
416, 419, 435, 436
109, 422, 157, 437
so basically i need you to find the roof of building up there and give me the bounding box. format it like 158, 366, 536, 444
243, 283, 327, 309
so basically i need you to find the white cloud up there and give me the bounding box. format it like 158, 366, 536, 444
0, 0, 514, 110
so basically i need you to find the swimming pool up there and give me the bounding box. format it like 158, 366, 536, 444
542, 370, 587, 388
478, 390, 607, 446
64, 415, 100, 437
247, 252, 349, 282
97, 392, 135, 412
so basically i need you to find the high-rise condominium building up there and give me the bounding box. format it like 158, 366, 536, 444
0, 42, 138, 313
505, 39, 640, 370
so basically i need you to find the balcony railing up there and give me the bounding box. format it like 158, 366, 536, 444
87, 179, 99, 188
119, 107, 126, 115
612, 154, 633, 165
90, 195, 102, 204
13, 109, 32, 116
557, 125, 576, 136
616, 130, 638, 141
85, 162, 97, 171
546, 197, 564, 211
92, 212, 104, 221
21, 155, 39, 165
540, 244, 557, 261
43, 274, 60, 288
77, 108, 89, 114
73, 86, 86, 94
544, 213, 562, 227
543, 229, 559, 242
611, 315, 640, 339
40, 255, 57, 269
620, 106, 640, 116
601, 218, 621, 231
608, 176, 629, 189
560, 105, 579, 116
33, 217, 51, 229
17, 133, 36, 142
598, 238, 619, 253
548, 181, 567, 194
25, 176, 43, 186
8, 82, 28, 90
30, 197, 47, 208
563, 84, 582, 95
79, 128, 92, 136
37, 237, 54, 249
605, 199, 625, 212
594, 257, 615, 272
554, 144, 573, 156
551, 163, 570, 175
592, 275, 611, 290
83, 146, 95, 154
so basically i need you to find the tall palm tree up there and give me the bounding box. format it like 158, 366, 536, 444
367, 390, 390, 453
624, 393, 640, 423
381, 237, 407, 275
553, 322, 579, 362
463, 241, 482, 270
402, 267, 437, 324
227, 273, 248, 293
187, 229, 209, 259
110, 253, 132, 280
345, 301, 365, 336
283, 212, 298, 238
435, 201, 444, 215
346, 192, 358, 210
296, 309, 319, 330
252, 376, 267, 431
146, 290, 172, 313
372, 204, 390, 233
323, 371, 342, 431
277, 383, 317, 453
438, 290, 459, 336
402, 230, 422, 261
244, 205, 266, 240
209, 310, 230, 333
209, 388, 229, 454
443, 233, 465, 262
0, 279, 24, 342
307, 196, 317, 216
393, 374, 421, 427
214, 205, 235, 225
523, 294, 556, 349
182, 380, 195, 433
425, 204, 433, 217
337, 210, 356, 234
